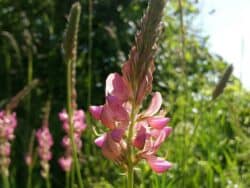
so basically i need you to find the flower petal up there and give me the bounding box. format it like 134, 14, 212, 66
111, 128, 125, 142
147, 156, 172, 173
144, 92, 162, 117
100, 104, 115, 129
105, 73, 129, 102
147, 117, 170, 129
133, 123, 147, 149
94, 134, 106, 147
106, 95, 129, 121
102, 133, 122, 160
89, 106, 103, 120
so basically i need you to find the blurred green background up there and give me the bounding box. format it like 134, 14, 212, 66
0, 0, 250, 187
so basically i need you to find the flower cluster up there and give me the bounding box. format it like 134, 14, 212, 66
58, 109, 86, 171
36, 126, 53, 178
0, 110, 17, 176
90, 73, 172, 173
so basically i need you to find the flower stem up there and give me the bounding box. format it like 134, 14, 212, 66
45, 175, 51, 188
66, 171, 70, 188
2, 175, 9, 188
127, 103, 137, 188
26, 166, 32, 188
66, 61, 83, 188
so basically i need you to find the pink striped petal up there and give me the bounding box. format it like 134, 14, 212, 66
111, 128, 125, 142
162, 126, 172, 138
102, 133, 122, 160
133, 124, 147, 149
147, 156, 172, 173
144, 92, 162, 117
147, 117, 170, 129
100, 104, 115, 129
94, 134, 106, 148
106, 95, 129, 121
89, 106, 103, 120
105, 73, 129, 102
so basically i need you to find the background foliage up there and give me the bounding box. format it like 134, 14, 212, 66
0, 0, 249, 187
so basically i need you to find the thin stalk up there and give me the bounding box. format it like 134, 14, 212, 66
127, 102, 137, 188
2, 175, 9, 188
87, 0, 93, 106
27, 165, 32, 188
66, 171, 70, 188
177, 0, 187, 186
45, 175, 51, 188
5, 52, 11, 98
70, 160, 75, 188
26, 130, 36, 188
66, 61, 83, 188
26, 50, 33, 132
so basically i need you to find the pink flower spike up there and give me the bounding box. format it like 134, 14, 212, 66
105, 73, 129, 102
58, 157, 72, 172
147, 156, 172, 174
89, 106, 103, 120
144, 92, 162, 117
95, 134, 106, 147
147, 117, 170, 129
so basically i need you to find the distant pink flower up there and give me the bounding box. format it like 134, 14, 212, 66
58, 156, 72, 172
36, 127, 53, 161
25, 154, 32, 166
58, 109, 86, 171
0, 110, 17, 176
36, 126, 53, 178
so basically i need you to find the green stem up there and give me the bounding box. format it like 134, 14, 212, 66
127, 103, 137, 188
70, 160, 75, 188
66, 61, 83, 188
66, 171, 70, 188
26, 166, 32, 188
5, 52, 11, 98
27, 50, 33, 115
87, 0, 93, 106
2, 175, 9, 188
45, 175, 51, 188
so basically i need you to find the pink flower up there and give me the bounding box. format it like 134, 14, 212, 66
58, 109, 87, 171
147, 156, 172, 174
105, 73, 129, 102
90, 74, 172, 174
36, 126, 53, 177
58, 156, 72, 172
25, 154, 32, 166
0, 110, 17, 176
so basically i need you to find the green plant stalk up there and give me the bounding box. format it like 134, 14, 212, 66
5, 52, 11, 98
66, 61, 83, 188
26, 50, 33, 128
127, 102, 137, 188
87, 0, 93, 106
2, 175, 9, 188
26, 165, 32, 188
66, 171, 70, 188
45, 175, 51, 188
